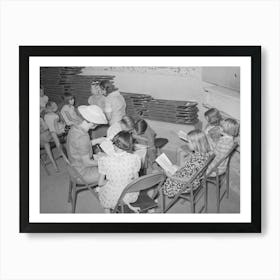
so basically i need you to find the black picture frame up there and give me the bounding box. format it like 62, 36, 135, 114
20, 46, 261, 233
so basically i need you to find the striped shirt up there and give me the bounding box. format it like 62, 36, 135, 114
207, 134, 234, 175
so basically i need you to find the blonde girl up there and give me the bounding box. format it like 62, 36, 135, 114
163, 129, 211, 198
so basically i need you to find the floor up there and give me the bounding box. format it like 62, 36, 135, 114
40, 148, 240, 214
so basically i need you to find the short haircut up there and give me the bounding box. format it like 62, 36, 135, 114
99, 80, 110, 90
112, 131, 134, 153
63, 93, 74, 105
204, 108, 222, 126
45, 101, 57, 112
187, 129, 210, 154
120, 115, 135, 131
134, 119, 147, 135
221, 118, 240, 137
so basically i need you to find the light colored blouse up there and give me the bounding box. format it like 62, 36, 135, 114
98, 151, 141, 209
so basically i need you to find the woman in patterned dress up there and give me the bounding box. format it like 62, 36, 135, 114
163, 129, 212, 198
98, 131, 141, 213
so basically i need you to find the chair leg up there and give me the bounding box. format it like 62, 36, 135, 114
72, 183, 77, 213
216, 176, 220, 213
204, 181, 208, 213
226, 168, 230, 199
161, 189, 166, 213
190, 190, 195, 213
68, 181, 73, 203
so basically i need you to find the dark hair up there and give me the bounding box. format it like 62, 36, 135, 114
99, 80, 110, 90
120, 115, 135, 131
112, 131, 134, 153
134, 119, 147, 135
63, 93, 74, 105
204, 108, 222, 126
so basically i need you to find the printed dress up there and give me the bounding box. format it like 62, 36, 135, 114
163, 152, 209, 198
98, 151, 141, 209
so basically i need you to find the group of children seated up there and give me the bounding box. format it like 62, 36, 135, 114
164, 109, 239, 198
40, 84, 239, 213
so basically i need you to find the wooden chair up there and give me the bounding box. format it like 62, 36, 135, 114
162, 154, 215, 213
58, 148, 99, 213
205, 143, 239, 213
112, 171, 166, 213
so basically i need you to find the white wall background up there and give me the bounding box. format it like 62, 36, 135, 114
0, 0, 279, 280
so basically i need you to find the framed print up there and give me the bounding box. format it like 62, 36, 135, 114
20, 46, 261, 233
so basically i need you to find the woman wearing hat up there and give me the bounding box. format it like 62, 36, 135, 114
66, 105, 108, 183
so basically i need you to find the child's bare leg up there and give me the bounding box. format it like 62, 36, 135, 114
104, 208, 111, 213
44, 142, 59, 171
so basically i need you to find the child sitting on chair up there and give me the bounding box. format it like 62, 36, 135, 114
44, 101, 66, 149
133, 119, 157, 174
163, 129, 212, 198
207, 118, 239, 176
204, 108, 223, 149
97, 131, 141, 213
106, 115, 135, 140
60, 94, 82, 126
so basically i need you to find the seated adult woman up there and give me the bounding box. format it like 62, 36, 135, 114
98, 131, 141, 213
66, 105, 108, 184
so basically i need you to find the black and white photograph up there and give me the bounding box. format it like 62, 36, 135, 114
39, 66, 241, 215
20, 46, 260, 233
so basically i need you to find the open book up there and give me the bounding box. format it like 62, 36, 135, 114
177, 130, 189, 142
155, 153, 179, 175
99, 139, 115, 156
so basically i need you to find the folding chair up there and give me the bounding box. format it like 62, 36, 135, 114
112, 171, 166, 213
162, 154, 215, 213
58, 148, 99, 213
205, 143, 239, 213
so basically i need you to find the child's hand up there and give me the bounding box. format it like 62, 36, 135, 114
127, 204, 141, 213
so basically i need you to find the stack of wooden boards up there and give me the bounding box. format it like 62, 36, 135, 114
40, 67, 114, 106
121, 92, 199, 125
121, 92, 153, 120
144, 99, 198, 124
40, 68, 199, 125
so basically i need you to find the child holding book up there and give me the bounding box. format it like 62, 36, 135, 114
98, 131, 141, 213
176, 108, 222, 165
163, 129, 211, 198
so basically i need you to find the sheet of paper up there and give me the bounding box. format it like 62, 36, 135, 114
99, 139, 115, 156
155, 153, 178, 175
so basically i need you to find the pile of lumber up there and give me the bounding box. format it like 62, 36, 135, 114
144, 99, 199, 124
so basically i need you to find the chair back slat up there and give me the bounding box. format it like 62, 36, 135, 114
172, 153, 215, 193
206, 143, 238, 177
